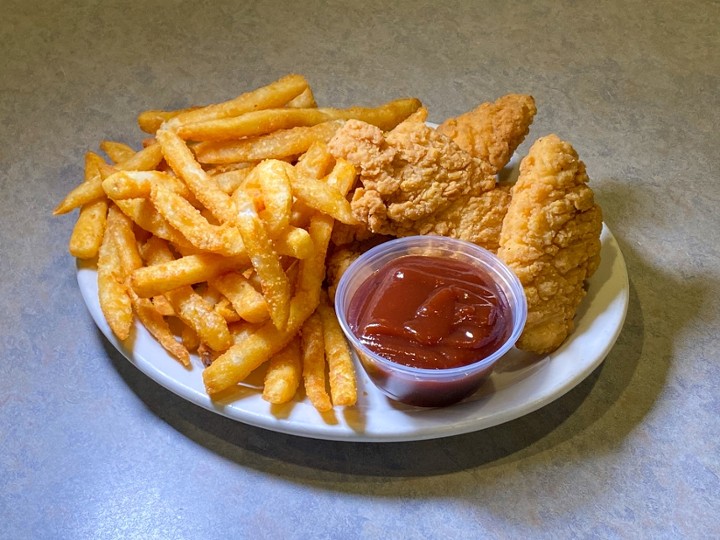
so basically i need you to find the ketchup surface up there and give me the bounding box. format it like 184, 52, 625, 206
347, 255, 512, 370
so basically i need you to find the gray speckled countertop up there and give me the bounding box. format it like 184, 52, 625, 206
2, 1, 718, 538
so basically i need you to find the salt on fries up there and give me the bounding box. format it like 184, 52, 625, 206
56, 74, 422, 411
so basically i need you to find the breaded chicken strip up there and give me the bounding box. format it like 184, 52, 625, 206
498, 134, 603, 355
328, 111, 507, 250
437, 94, 537, 174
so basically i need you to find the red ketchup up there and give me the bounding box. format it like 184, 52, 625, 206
346, 254, 512, 406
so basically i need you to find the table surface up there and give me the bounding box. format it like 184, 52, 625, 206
2, 1, 718, 538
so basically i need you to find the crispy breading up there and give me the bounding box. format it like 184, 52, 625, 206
327, 112, 503, 249
497, 134, 602, 355
437, 94, 537, 174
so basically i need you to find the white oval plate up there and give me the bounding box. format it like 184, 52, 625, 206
77, 223, 628, 442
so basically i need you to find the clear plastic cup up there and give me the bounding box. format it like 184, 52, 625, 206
334, 235, 527, 407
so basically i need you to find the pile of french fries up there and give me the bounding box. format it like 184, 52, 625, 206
55, 74, 421, 412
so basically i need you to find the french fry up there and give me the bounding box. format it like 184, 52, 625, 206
271, 226, 314, 260
54, 174, 105, 215
106, 204, 143, 274
301, 313, 332, 412
181, 323, 200, 352
295, 141, 335, 179
286, 86, 316, 108
211, 167, 253, 194
114, 198, 192, 249
228, 320, 263, 345
163, 74, 309, 129
208, 271, 270, 324
56, 76, 380, 411
156, 129, 236, 223
138, 106, 200, 134
131, 252, 250, 298
55, 144, 164, 214
113, 142, 164, 171
149, 183, 245, 256
151, 295, 175, 317
231, 188, 291, 330
213, 298, 243, 323
317, 294, 357, 406
254, 160, 293, 237
141, 236, 232, 351
202, 211, 331, 394
325, 158, 357, 194
140, 235, 176, 265
129, 289, 191, 367
102, 170, 194, 201
100, 141, 135, 164
164, 285, 232, 352
69, 199, 108, 259
176, 98, 422, 142
263, 338, 302, 404
289, 170, 358, 225
193, 121, 343, 164
97, 207, 133, 340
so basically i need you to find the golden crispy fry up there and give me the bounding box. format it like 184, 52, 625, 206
254, 160, 293, 237
209, 271, 270, 324
100, 141, 135, 164
231, 188, 291, 330
55, 144, 164, 214
141, 236, 232, 351
165, 285, 232, 351
152, 295, 175, 316
115, 142, 164, 171
202, 212, 331, 394
289, 170, 358, 225
102, 170, 193, 201
289, 142, 337, 227
140, 235, 175, 265
156, 129, 236, 223
295, 141, 335, 178
69, 198, 108, 259
286, 86, 316, 108
57, 76, 392, 411
213, 298, 243, 323
138, 106, 200, 134
106, 204, 143, 274
97, 207, 133, 340
317, 295, 357, 406
271, 226, 314, 260
193, 121, 343, 164
263, 338, 302, 404
129, 289, 191, 366
54, 173, 104, 215
301, 313, 332, 412
114, 198, 192, 249
325, 158, 357, 194
149, 183, 245, 256
181, 324, 200, 352
131, 252, 250, 298
163, 74, 308, 129
228, 320, 263, 345
211, 167, 253, 194
176, 98, 421, 142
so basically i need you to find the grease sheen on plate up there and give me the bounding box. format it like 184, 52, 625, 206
77, 224, 628, 442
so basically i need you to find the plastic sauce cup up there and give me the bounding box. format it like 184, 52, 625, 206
334, 236, 527, 407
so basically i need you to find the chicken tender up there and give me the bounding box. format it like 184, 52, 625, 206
437, 94, 537, 174
328, 112, 504, 250
498, 134, 602, 355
